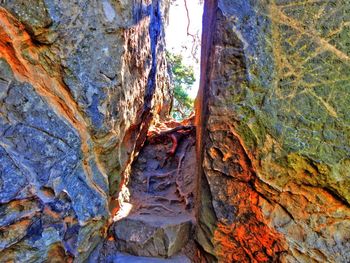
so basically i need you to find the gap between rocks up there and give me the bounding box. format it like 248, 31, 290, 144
97, 116, 201, 262
95, 1, 206, 261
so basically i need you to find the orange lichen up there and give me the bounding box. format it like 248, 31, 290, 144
206, 123, 287, 262
213, 182, 286, 262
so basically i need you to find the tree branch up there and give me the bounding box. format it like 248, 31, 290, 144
183, 0, 199, 60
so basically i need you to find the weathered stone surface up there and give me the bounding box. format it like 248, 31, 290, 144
2, 0, 349, 261
112, 215, 192, 257
3, 0, 55, 43
197, 0, 350, 262
102, 122, 197, 259
0, 0, 170, 261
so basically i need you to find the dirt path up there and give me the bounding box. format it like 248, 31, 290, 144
93, 120, 199, 262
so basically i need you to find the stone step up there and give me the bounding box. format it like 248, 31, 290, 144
112, 214, 193, 258
106, 253, 191, 263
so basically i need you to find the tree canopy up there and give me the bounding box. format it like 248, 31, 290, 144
167, 52, 195, 120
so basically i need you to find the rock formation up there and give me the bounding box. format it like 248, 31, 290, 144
0, 0, 171, 261
196, 0, 350, 262
91, 120, 197, 262
0, 0, 349, 262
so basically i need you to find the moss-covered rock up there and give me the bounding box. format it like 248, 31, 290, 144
197, 0, 350, 262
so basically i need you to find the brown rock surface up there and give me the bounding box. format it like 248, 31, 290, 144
196, 0, 350, 262
93, 121, 199, 261
1, 0, 350, 262
0, 0, 171, 261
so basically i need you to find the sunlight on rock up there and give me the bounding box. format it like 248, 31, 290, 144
113, 202, 133, 222
0, 0, 349, 262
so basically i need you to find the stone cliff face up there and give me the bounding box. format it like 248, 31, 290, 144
196, 0, 350, 262
0, 0, 171, 261
1, 0, 350, 262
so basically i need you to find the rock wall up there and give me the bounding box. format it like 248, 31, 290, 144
1, 0, 350, 262
197, 0, 350, 262
0, 0, 170, 261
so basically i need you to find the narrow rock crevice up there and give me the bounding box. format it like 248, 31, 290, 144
93, 117, 201, 262
1, 1, 350, 262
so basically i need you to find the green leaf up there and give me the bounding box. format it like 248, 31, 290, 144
166, 51, 195, 120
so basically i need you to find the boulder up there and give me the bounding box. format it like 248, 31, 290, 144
113, 215, 192, 257
196, 0, 350, 262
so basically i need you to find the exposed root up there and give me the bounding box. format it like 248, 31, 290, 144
148, 125, 194, 138
144, 169, 177, 192
168, 134, 178, 155
139, 203, 175, 213
151, 196, 182, 204
152, 180, 173, 192
148, 125, 194, 157
117, 120, 196, 226
175, 140, 192, 208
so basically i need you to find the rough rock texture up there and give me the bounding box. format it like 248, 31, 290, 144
92, 122, 198, 261
2, 0, 350, 262
196, 0, 350, 262
0, 0, 171, 261
112, 215, 192, 257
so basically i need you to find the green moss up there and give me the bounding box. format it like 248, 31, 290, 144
224, 1, 350, 206
109, 168, 121, 196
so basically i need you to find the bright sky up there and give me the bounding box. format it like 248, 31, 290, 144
165, 0, 204, 99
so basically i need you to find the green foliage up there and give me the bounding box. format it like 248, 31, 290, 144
166, 52, 195, 120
